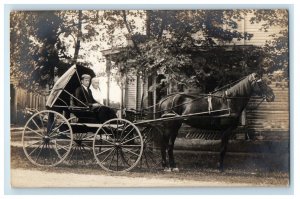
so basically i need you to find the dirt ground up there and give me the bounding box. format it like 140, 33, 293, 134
10, 146, 289, 188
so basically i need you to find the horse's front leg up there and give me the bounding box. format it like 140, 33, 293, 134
160, 143, 168, 169
219, 126, 233, 172
167, 126, 180, 172
167, 140, 179, 172
160, 136, 168, 170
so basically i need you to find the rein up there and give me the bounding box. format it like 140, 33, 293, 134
246, 96, 266, 110
139, 92, 257, 116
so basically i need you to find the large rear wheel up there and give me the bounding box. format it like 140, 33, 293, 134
22, 110, 73, 166
93, 118, 143, 172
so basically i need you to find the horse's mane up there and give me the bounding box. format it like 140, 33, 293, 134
224, 75, 252, 97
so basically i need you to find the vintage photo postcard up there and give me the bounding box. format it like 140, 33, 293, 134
10, 9, 289, 187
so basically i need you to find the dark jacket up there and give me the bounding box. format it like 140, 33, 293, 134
74, 85, 97, 107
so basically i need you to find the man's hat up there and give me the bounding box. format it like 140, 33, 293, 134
81, 74, 91, 80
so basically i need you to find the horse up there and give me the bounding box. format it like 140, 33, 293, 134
156, 73, 275, 172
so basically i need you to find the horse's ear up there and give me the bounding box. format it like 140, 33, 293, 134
249, 73, 259, 81
253, 73, 260, 79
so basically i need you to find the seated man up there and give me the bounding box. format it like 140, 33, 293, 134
74, 74, 116, 123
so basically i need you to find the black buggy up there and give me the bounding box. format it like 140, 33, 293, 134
22, 65, 163, 172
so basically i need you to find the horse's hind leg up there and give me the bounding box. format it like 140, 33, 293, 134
160, 137, 168, 169
219, 127, 233, 172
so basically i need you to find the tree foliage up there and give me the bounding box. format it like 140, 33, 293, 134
105, 10, 288, 91
101, 10, 265, 91
10, 9, 288, 93
251, 9, 289, 78
10, 11, 100, 90
10, 11, 62, 90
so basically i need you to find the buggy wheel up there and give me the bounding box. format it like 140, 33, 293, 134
22, 110, 73, 167
138, 125, 162, 170
64, 132, 95, 166
93, 118, 143, 172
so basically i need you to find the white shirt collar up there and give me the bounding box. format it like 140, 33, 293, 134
82, 84, 88, 91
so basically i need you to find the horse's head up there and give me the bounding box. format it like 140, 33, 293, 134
249, 73, 275, 102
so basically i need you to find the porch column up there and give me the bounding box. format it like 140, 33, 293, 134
106, 57, 112, 106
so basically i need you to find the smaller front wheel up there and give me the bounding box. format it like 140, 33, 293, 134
93, 118, 143, 172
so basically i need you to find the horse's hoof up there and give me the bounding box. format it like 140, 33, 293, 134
64, 161, 72, 166
172, 168, 179, 172
218, 167, 224, 173
164, 167, 172, 172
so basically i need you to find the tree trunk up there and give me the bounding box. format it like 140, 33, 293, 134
157, 11, 166, 40
146, 10, 151, 38
121, 10, 141, 54
73, 10, 82, 64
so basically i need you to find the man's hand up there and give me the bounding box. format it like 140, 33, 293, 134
92, 103, 102, 108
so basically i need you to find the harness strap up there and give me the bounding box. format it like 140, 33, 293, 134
207, 93, 212, 114
171, 94, 180, 110
224, 90, 231, 115
160, 93, 181, 116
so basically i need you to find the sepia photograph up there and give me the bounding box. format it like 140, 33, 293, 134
9, 9, 290, 188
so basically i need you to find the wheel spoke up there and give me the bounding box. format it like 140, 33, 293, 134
47, 114, 58, 135
35, 142, 45, 163
94, 144, 114, 147
79, 146, 87, 164
119, 148, 131, 167
121, 145, 142, 147
23, 136, 43, 140
121, 136, 140, 145
46, 143, 54, 165
142, 127, 153, 143
100, 128, 115, 143
50, 129, 71, 139
25, 140, 43, 148
122, 147, 140, 157
145, 149, 160, 164
82, 144, 94, 161
30, 117, 43, 133
81, 142, 94, 150
25, 127, 43, 137
116, 120, 120, 140
50, 142, 59, 163
49, 118, 68, 137
120, 127, 135, 143
119, 123, 129, 141
100, 147, 116, 164
116, 148, 119, 171
108, 124, 116, 140
28, 141, 44, 156
95, 147, 114, 156
108, 149, 117, 169
55, 142, 69, 155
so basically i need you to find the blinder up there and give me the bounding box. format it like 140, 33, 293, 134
250, 74, 275, 102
